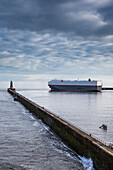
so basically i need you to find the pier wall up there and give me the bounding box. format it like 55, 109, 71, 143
8, 88, 113, 170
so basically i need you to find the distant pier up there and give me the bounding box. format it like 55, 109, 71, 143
7, 82, 113, 170
102, 87, 113, 90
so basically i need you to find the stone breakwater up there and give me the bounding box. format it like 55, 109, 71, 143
8, 88, 113, 170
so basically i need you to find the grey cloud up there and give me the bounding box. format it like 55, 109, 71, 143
0, 28, 113, 77
98, 1, 113, 21
0, 0, 112, 38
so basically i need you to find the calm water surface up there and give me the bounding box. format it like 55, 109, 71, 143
19, 89, 113, 144
0, 90, 94, 170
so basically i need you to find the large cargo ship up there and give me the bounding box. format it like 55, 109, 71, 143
48, 79, 103, 92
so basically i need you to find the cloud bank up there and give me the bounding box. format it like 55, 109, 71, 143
0, 29, 113, 80
0, 0, 113, 85
0, 0, 113, 38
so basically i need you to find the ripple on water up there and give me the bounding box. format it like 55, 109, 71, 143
0, 91, 95, 170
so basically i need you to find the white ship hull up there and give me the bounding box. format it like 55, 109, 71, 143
48, 79, 102, 92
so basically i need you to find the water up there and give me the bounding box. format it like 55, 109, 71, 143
19, 89, 113, 145
0, 90, 94, 170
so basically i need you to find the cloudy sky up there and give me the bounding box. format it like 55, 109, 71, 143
0, 0, 113, 87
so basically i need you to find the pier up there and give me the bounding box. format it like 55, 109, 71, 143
7, 84, 113, 170
102, 87, 113, 90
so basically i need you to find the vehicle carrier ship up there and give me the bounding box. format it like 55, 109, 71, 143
48, 79, 103, 92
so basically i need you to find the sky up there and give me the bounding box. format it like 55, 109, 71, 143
0, 0, 113, 88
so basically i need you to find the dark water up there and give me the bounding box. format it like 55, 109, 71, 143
0, 90, 94, 170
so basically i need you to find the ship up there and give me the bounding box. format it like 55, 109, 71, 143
48, 78, 103, 92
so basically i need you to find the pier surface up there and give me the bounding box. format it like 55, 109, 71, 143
8, 88, 113, 170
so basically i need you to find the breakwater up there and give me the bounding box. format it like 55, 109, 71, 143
102, 87, 113, 90
8, 88, 113, 170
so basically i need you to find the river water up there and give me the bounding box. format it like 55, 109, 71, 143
1, 88, 113, 170
20, 89, 113, 145
0, 89, 94, 170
